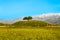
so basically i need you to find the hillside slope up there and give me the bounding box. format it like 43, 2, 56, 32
12, 20, 51, 28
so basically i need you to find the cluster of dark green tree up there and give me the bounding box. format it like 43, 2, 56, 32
23, 16, 32, 21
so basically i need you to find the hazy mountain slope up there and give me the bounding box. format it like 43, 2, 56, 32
46, 17, 60, 24
0, 13, 60, 25
33, 13, 60, 24
0, 18, 23, 24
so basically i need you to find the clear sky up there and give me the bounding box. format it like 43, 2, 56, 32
0, 0, 60, 20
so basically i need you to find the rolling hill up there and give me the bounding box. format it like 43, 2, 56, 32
0, 13, 60, 27
12, 20, 51, 28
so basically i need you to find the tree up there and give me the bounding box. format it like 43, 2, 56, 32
27, 16, 32, 20
23, 16, 32, 21
23, 17, 28, 20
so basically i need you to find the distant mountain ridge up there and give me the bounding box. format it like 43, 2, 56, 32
0, 18, 23, 24
33, 13, 60, 24
0, 13, 60, 24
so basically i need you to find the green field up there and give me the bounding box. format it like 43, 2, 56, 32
0, 27, 60, 40
0, 21, 60, 40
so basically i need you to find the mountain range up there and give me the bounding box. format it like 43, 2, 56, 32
33, 13, 60, 24
0, 13, 60, 24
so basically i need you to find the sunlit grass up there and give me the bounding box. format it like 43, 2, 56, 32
0, 27, 60, 40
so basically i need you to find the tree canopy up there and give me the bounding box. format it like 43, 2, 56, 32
23, 16, 32, 21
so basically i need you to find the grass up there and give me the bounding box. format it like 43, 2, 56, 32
0, 27, 60, 40
12, 20, 52, 28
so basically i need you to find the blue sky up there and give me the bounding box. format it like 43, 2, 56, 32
0, 0, 60, 20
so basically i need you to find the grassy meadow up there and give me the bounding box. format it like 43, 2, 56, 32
0, 21, 60, 40
0, 27, 60, 40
